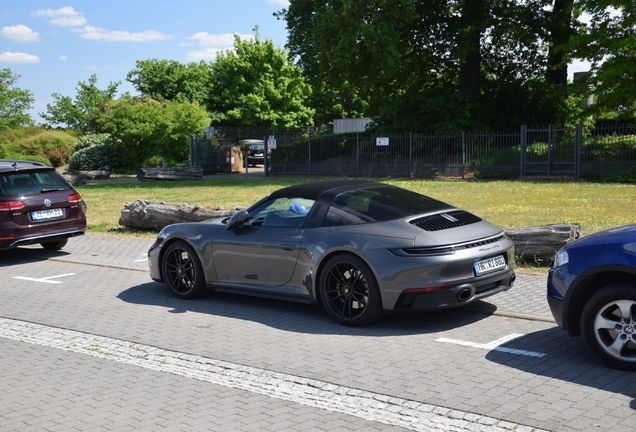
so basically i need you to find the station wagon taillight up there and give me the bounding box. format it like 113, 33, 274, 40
67, 193, 82, 203
0, 201, 25, 211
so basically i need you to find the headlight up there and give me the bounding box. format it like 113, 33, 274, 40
553, 250, 569, 268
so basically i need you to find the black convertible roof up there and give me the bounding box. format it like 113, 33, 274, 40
268, 180, 379, 202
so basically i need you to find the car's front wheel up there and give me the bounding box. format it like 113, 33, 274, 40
319, 254, 383, 326
581, 282, 636, 371
162, 241, 206, 299
41, 239, 68, 250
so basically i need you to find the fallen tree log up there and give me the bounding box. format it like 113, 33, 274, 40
119, 200, 241, 230
63, 170, 111, 185
137, 166, 203, 181
504, 223, 581, 262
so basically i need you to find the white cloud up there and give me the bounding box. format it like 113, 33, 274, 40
31, 6, 87, 27
73, 26, 175, 42
183, 32, 252, 47
268, 0, 290, 6
182, 32, 254, 60
59, 55, 69, 60
0, 51, 40, 63
185, 47, 231, 61
0, 25, 41, 43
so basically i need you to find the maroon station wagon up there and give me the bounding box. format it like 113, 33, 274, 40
0, 160, 86, 251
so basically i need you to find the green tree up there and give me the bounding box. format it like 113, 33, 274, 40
279, 0, 578, 131
40, 74, 120, 133
126, 59, 212, 108
95, 97, 210, 167
0, 68, 35, 131
572, 1, 636, 120
208, 32, 314, 127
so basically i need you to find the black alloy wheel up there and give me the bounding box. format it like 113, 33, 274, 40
581, 282, 636, 371
162, 241, 206, 299
320, 254, 383, 326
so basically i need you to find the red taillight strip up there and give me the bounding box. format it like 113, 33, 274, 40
0, 201, 25, 211
0, 236, 16, 241
402, 286, 451, 294
68, 193, 82, 203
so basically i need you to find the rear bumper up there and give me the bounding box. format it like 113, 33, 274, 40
1, 228, 85, 249
393, 269, 516, 310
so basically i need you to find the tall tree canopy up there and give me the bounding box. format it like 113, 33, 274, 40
40, 74, 120, 133
278, 0, 588, 130
126, 59, 212, 108
572, 1, 636, 120
95, 96, 210, 166
0, 68, 35, 131
208, 32, 315, 128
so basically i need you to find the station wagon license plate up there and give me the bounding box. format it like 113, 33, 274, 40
32, 208, 64, 221
474, 255, 506, 276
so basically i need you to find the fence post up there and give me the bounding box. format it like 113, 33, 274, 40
548, 124, 554, 176
356, 134, 360, 177
189, 136, 194, 167
575, 123, 582, 178
308, 132, 312, 176
461, 131, 465, 179
520, 125, 526, 178
409, 133, 413, 179
263, 135, 268, 177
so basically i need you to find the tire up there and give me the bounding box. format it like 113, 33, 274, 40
319, 254, 383, 326
580, 282, 636, 371
162, 241, 207, 299
41, 239, 68, 250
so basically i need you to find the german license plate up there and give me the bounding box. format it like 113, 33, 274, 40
474, 255, 506, 276
32, 208, 64, 221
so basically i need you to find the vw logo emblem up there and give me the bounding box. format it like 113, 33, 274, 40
44, 199, 52, 208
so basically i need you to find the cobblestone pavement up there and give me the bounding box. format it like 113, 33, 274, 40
1, 235, 635, 431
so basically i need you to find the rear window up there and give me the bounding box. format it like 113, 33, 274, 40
0, 170, 72, 197
324, 185, 450, 226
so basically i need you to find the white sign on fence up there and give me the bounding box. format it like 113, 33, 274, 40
268, 135, 277, 150
376, 137, 389, 146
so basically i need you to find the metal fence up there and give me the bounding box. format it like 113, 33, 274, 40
191, 125, 636, 179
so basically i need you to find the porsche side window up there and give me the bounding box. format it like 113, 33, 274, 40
247, 198, 315, 227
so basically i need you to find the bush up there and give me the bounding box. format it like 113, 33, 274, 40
74, 134, 111, 152
68, 142, 114, 171
4, 153, 52, 165
0, 127, 76, 167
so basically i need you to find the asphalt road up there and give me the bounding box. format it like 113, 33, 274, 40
0, 235, 634, 431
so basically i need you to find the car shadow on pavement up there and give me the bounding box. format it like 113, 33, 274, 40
118, 282, 495, 337
0, 247, 69, 266
484, 328, 636, 409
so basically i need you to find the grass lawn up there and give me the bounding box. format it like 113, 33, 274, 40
76, 176, 636, 272
77, 176, 636, 237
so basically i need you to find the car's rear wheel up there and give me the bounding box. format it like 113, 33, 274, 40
162, 241, 206, 299
581, 282, 636, 371
41, 239, 68, 250
319, 254, 383, 326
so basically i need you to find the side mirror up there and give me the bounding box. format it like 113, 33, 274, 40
226, 210, 250, 230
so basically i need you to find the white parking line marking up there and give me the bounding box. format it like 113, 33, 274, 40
13, 273, 75, 284
0, 318, 549, 432
133, 259, 147, 262
436, 333, 546, 357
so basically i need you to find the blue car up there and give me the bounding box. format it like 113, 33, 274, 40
547, 224, 636, 370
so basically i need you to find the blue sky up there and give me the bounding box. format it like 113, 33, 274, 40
1, 1, 290, 122
2, 1, 593, 125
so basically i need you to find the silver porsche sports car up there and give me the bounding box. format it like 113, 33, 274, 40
148, 180, 516, 326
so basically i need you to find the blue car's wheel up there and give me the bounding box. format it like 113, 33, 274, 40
319, 254, 383, 326
581, 282, 636, 371
162, 241, 206, 299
